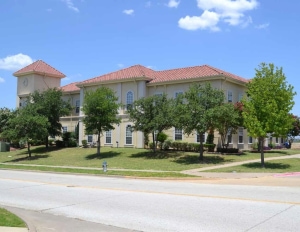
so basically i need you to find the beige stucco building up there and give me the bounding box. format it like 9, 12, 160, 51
14, 60, 282, 150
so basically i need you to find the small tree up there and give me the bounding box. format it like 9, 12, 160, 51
0, 107, 15, 140
287, 114, 300, 145
213, 103, 242, 149
128, 94, 173, 153
2, 105, 49, 157
242, 63, 296, 167
82, 87, 121, 156
174, 83, 224, 161
28, 88, 72, 149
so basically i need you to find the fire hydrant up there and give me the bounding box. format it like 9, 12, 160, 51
102, 161, 108, 172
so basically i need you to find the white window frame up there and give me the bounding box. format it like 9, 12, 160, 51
126, 91, 134, 111
126, 125, 133, 145
75, 100, 80, 113
227, 127, 233, 144
105, 130, 112, 144
196, 132, 206, 143
62, 126, 68, 133
238, 127, 244, 144
87, 135, 93, 143
227, 90, 233, 103
174, 128, 183, 141
248, 136, 253, 144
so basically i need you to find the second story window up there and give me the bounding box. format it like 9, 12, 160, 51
62, 126, 68, 133
75, 100, 80, 113
126, 91, 133, 110
227, 91, 233, 103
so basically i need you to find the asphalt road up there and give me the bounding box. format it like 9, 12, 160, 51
0, 170, 299, 232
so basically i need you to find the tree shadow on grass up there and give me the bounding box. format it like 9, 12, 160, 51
174, 155, 232, 165
130, 151, 182, 159
5, 154, 49, 162
85, 151, 121, 160
242, 162, 291, 169
14, 146, 62, 156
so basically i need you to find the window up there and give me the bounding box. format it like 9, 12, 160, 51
87, 135, 93, 143
238, 93, 243, 102
281, 137, 284, 144
197, 133, 205, 143
275, 137, 279, 144
175, 91, 183, 98
62, 126, 68, 133
248, 136, 253, 144
154, 93, 163, 96
126, 91, 134, 110
269, 136, 272, 144
106, 130, 112, 144
238, 127, 243, 144
227, 128, 232, 144
227, 91, 233, 103
75, 100, 80, 113
126, 125, 132, 144
175, 128, 182, 140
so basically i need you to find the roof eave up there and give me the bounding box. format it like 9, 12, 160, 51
13, 71, 65, 78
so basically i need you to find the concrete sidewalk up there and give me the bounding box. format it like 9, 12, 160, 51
0, 227, 28, 232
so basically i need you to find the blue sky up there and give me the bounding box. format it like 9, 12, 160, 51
0, 0, 299, 114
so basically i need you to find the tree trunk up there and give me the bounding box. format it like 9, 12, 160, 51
27, 140, 31, 158
199, 132, 204, 161
97, 131, 101, 156
152, 132, 156, 153
260, 137, 265, 168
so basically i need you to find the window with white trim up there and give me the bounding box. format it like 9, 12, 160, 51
275, 137, 279, 144
75, 100, 80, 113
105, 130, 112, 144
126, 125, 133, 144
126, 91, 134, 110
248, 136, 253, 144
87, 135, 93, 143
197, 133, 205, 143
227, 91, 233, 103
227, 128, 232, 144
62, 126, 68, 133
238, 127, 244, 144
175, 128, 182, 140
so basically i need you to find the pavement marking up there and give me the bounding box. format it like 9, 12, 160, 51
1, 176, 300, 206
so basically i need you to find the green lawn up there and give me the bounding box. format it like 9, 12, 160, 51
0, 146, 298, 172
206, 158, 300, 173
0, 208, 26, 227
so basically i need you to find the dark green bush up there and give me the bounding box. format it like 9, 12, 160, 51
217, 147, 239, 153
82, 140, 88, 148
55, 140, 65, 148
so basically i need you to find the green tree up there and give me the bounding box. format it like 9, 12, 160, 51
287, 114, 300, 145
28, 88, 72, 148
242, 63, 296, 167
174, 83, 224, 161
0, 107, 15, 139
213, 103, 243, 149
128, 94, 173, 153
82, 87, 121, 156
2, 105, 49, 157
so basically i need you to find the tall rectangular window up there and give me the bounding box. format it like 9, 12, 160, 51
175, 128, 182, 140
87, 135, 93, 143
75, 100, 80, 113
62, 126, 68, 133
227, 128, 232, 144
197, 133, 205, 143
105, 130, 112, 144
275, 137, 279, 144
281, 137, 284, 144
228, 91, 233, 103
126, 125, 132, 144
238, 93, 243, 102
126, 91, 134, 111
238, 127, 244, 144
248, 136, 253, 144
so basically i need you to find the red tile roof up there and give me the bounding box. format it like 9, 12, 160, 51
13, 60, 65, 78
150, 65, 248, 84
78, 65, 156, 85
78, 64, 248, 86
60, 82, 80, 93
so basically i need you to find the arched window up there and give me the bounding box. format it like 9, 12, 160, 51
126, 91, 134, 110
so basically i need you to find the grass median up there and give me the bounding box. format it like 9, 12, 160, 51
0, 208, 26, 228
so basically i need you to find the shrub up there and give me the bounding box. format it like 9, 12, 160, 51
162, 139, 172, 150
171, 141, 181, 151
181, 142, 188, 151
268, 143, 275, 149
68, 140, 77, 147
252, 142, 258, 150
48, 139, 54, 146
206, 133, 214, 144
55, 140, 65, 148
204, 143, 216, 152
217, 147, 239, 153
157, 132, 168, 143
82, 140, 88, 148
149, 142, 154, 150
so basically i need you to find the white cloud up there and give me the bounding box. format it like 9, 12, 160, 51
0, 77, 5, 83
146, 65, 156, 70
179, 0, 258, 31
146, 1, 151, 7
0, 54, 34, 71
123, 9, 134, 15
167, 0, 180, 8
178, 10, 220, 31
117, 63, 125, 68
255, 23, 269, 29
61, 0, 79, 12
